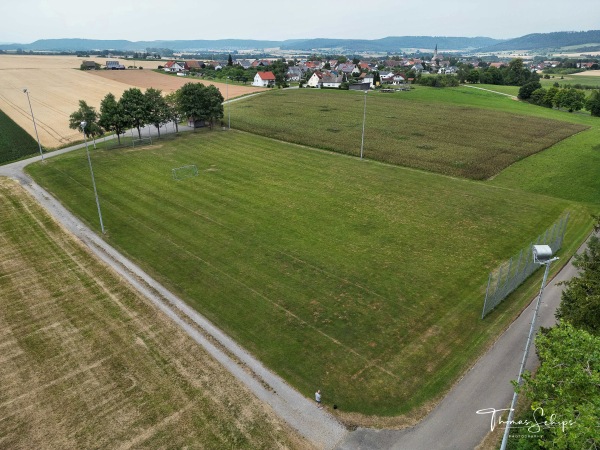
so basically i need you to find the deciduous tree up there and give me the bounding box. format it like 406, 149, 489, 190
99, 93, 128, 145
556, 234, 600, 335
120, 88, 148, 139
144, 88, 169, 137
517, 323, 600, 449
69, 100, 102, 148
585, 89, 600, 117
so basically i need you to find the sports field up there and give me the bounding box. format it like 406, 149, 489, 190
26, 130, 593, 420
227, 88, 586, 179
0, 177, 309, 449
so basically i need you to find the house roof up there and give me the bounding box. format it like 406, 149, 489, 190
187, 60, 202, 68
258, 71, 276, 80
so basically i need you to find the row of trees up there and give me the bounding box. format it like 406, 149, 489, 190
457, 58, 539, 86
513, 220, 600, 449
69, 83, 224, 145
519, 83, 600, 116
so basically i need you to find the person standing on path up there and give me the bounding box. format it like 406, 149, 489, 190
315, 390, 322, 408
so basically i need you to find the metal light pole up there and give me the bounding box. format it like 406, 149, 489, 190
22, 88, 44, 161
500, 245, 558, 450
81, 121, 105, 234
227, 76, 231, 129
360, 90, 368, 159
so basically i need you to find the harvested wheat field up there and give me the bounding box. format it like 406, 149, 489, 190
0, 55, 133, 148
0, 177, 310, 450
0, 55, 262, 149
90, 69, 265, 97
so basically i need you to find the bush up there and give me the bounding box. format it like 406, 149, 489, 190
518, 81, 542, 100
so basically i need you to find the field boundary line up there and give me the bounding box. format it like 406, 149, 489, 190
460, 84, 518, 99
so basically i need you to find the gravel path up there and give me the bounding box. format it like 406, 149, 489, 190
0, 128, 348, 450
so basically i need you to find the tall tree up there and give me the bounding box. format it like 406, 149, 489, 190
585, 89, 600, 117
164, 92, 181, 133
176, 83, 224, 130
202, 85, 224, 128
517, 323, 600, 449
99, 92, 128, 145
556, 234, 600, 335
120, 88, 148, 139
69, 100, 102, 148
144, 88, 169, 137
227, 54, 233, 66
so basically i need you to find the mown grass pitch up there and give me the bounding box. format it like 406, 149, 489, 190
226, 88, 586, 180
0, 177, 308, 449
26, 131, 592, 418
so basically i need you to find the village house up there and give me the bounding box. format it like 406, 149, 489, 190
252, 71, 276, 87
286, 66, 304, 82
337, 63, 359, 75
321, 72, 344, 88
359, 73, 375, 88
163, 61, 189, 72
306, 71, 323, 88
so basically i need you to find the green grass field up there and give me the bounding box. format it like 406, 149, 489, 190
0, 178, 306, 449
0, 108, 41, 165
26, 130, 594, 418
540, 74, 600, 89
226, 88, 585, 180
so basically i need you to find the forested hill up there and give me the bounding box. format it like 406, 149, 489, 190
279, 36, 502, 51
477, 30, 600, 52
0, 36, 501, 52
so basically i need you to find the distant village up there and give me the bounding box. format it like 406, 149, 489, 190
82, 45, 600, 90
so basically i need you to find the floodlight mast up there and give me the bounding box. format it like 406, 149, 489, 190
360, 90, 368, 159
81, 121, 105, 234
22, 88, 44, 161
500, 245, 559, 450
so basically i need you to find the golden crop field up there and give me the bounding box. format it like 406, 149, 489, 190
0, 55, 262, 148
0, 177, 310, 449
90, 69, 265, 98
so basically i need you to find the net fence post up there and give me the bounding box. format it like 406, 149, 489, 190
482, 272, 493, 319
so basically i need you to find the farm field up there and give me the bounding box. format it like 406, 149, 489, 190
90, 69, 265, 98
227, 88, 586, 179
25, 130, 593, 420
0, 177, 308, 449
0, 107, 39, 164
0, 55, 259, 148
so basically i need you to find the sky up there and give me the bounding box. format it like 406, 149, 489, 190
1, 0, 599, 44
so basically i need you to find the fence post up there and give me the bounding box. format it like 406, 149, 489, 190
482, 272, 493, 319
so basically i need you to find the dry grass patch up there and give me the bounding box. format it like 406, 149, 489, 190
0, 177, 310, 450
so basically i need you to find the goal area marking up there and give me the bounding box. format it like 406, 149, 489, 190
172, 165, 199, 180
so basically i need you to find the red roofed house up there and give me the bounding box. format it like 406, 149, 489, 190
163, 61, 189, 72
252, 71, 276, 87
